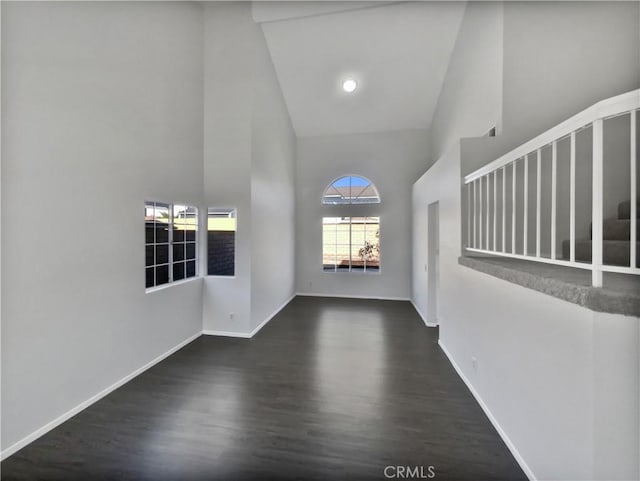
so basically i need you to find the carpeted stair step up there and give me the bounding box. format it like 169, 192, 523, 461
562, 239, 640, 267
590, 218, 639, 241
618, 200, 640, 220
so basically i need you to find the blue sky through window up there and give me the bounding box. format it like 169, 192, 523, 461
332, 176, 369, 188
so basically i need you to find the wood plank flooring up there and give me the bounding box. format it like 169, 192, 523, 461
1, 296, 527, 480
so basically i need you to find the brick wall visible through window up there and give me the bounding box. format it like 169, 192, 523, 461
207, 208, 236, 276
145, 202, 198, 288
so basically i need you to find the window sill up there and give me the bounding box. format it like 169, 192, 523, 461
459, 254, 640, 317
322, 270, 381, 275
145, 276, 202, 294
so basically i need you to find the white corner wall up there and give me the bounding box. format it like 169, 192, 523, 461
203, 2, 254, 335
413, 1, 503, 322
428, 2, 503, 164
413, 2, 640, 480
250, 26, 296, 331
202, 2, 296, 336
1, 1, 205, 453
296, 129, 429, 300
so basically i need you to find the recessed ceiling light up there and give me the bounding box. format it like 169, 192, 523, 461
342, 78, 357, 93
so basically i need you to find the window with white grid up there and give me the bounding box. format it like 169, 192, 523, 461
322, 216, 380, 273
145, 202, 198, 289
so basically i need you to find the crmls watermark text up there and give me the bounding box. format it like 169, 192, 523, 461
384, 465, 436, 479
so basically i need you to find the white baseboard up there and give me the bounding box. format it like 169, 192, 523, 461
202, 329, 251, 338
437, 340, 537, 481
249, 293, 295, 337
410, 299, 438, 327
1, 330, 202, 461
296, 292, 410, 301
203, 293, 295, 339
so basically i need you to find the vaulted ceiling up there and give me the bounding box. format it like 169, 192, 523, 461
253, 1, 466, 138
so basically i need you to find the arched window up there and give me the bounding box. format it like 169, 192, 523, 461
321, 175, 381, 273
322, 175, 380, 205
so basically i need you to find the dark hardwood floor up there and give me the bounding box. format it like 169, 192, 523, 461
2, 296, 527, 481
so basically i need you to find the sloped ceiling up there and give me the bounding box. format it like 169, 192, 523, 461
254, 1, 466, 138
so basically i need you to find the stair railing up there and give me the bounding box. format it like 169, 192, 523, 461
464, 89, 639, 286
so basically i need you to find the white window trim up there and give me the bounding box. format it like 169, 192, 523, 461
145, 276, 201, 294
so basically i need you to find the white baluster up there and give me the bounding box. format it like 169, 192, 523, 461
512, 161, 517, 254
473, 180, 477, 249
631, 111, 637, 269
536, 149, 541, 258
502, 166, 506, 253
479, 177, 483, 249
493, 170, 497, 251
551, 141, 557, 259
592, 119, 604, 286
486, 174, 490, 250
467, 183, 471, 248
570, 132, 576, 263
524, 155, 528, 256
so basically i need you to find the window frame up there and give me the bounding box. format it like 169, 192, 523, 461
321, 174, 381, 205
322, 215, 381, 274
321, 175, 381, 274
145, 201, 199, 292
206, 207, 237, 278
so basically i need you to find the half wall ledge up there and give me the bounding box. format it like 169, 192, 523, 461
459, 255, 640, 318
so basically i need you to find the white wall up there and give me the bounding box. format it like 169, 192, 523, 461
413, 1, 503, 321
462, 1, 640, 176
297, 129, 428, 299
501, 1, 640, 153
428, 2, 503, 164
250, 25, 296, 330
202, 2, 254, 335
442, 254, 637, 480
1, 1, 204, 453
413, 2, 640, 479
202, 2, 296, 335
415, 148, 640, 481
592, 311, 640, 481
